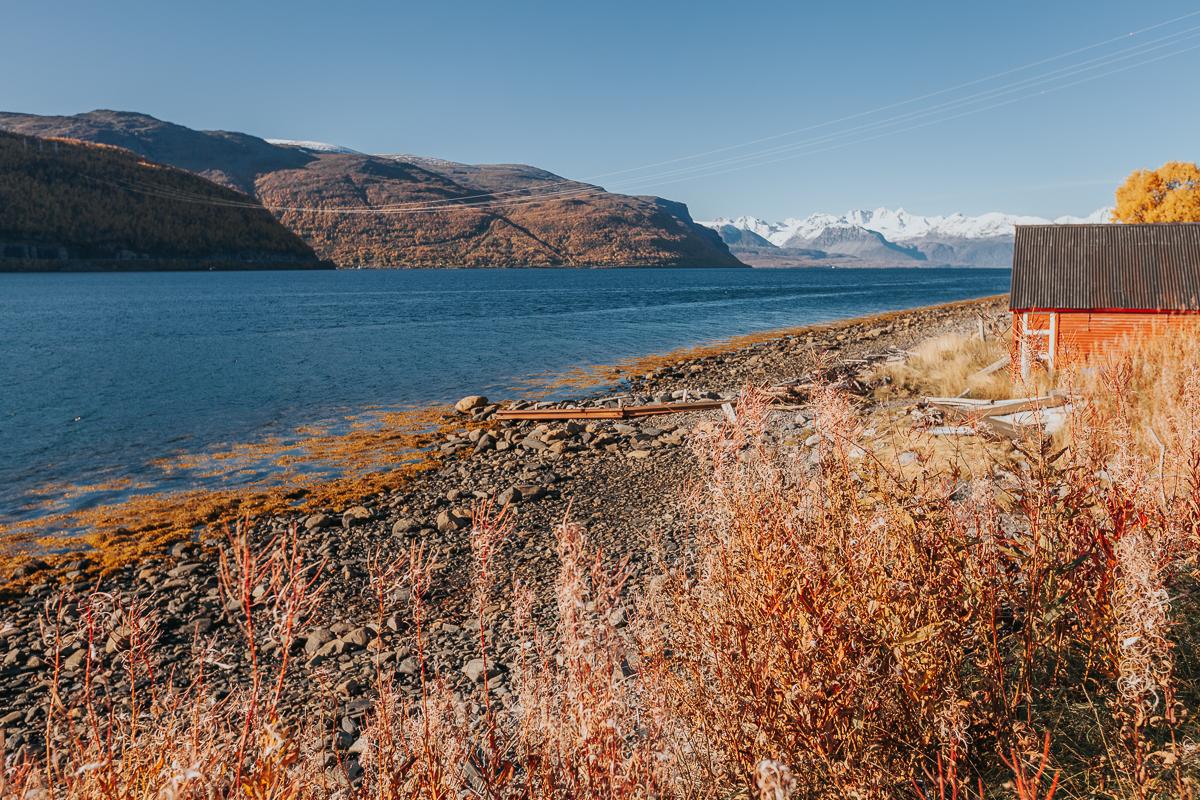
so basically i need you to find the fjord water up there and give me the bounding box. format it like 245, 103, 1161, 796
0, 267, 1009, 526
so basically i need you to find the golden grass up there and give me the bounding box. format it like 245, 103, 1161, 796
872, 331, 1012, 399
521, 295, 1007, 394
12, 328, 1200, 798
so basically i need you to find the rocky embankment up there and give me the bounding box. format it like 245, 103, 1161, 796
0, 295, 1008, 759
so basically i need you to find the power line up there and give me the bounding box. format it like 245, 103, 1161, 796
94, 8, 1200, 216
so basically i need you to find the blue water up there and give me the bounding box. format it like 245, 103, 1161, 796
0, 267, 1009, 525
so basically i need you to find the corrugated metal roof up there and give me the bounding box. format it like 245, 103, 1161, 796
1010, 223, 1200, 311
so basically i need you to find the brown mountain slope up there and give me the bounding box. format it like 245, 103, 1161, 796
0, 131, 326, 271
0, 110, 743, 268
0, 110, 311, 195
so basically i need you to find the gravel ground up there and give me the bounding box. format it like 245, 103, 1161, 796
0, 294, 1009, 757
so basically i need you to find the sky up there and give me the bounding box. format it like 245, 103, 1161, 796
4, 0, 1199, 221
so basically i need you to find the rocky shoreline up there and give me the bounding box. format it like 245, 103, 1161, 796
0, 294, 1009, 759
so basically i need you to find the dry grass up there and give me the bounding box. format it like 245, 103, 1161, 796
873, 331, 1015, 400
10, 330, 1200, 798
522, 295, 1007, 395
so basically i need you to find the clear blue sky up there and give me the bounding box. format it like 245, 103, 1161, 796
4, 0, 1198, 220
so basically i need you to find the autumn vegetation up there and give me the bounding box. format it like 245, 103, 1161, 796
0, 111, 742, 269
0, 130, 321, 268
8, 326, 1200, 799
1113, 161, 1200, 224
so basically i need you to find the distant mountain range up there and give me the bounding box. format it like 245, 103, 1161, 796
0, 110, 741, 269
700, 207, 1113, 267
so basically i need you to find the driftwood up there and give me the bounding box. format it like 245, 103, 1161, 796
928, 425, 977, 436
493, 400, 727, 421
973, 354, 1011, 378
925, 394, 1066, 420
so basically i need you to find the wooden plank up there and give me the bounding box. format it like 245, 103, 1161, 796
973, 354, 1011, 378
926, 395, 1065, 419
928, 425, 976, 436
492, 399, 727, 421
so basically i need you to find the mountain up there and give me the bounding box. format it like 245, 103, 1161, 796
0, 130, 327, 271
266, 139, 363, 154
0, 110, 742, 269
700, 207, 1113, 267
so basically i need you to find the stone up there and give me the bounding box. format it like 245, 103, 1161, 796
10, 559, 48, 580
342, 506, 372, 528
304, 628, 335, 656
304, 513, 332, 531
514, 484, 545, 501
454, 395, 488, 414
342, 627, 374, 648
391, 517, 419, 536
62, 649, 86, 672
462, 657, 505, 683
436, 509, 470, 533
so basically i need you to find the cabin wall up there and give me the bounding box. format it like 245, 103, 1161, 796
1013, 310, 1200, 371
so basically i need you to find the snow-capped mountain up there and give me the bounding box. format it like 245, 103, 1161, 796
699, 207, 1112, 267
265, 138, 362, 154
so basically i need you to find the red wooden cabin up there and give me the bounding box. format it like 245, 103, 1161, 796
1011, 223, 1200, 378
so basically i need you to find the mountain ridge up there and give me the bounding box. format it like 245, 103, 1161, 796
0, 110, 742, 269
700, 206, 1113, 267
0, 130, 328, 271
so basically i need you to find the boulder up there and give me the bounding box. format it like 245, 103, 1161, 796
436, 508, 470, 532
304, 513, 332, 531
304, 628, 335, 656
391, 517, 419, 536
342, 506, 372, 529
462, 657, 505, 683
454, 395, 488, 414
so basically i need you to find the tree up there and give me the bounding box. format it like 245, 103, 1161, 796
1113, 161, 1200, 223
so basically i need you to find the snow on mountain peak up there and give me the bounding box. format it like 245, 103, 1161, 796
702, 207, 1114, 246
266, 139, 362, 154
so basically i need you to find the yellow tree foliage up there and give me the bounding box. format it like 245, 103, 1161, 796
1113, 161, 1200, 223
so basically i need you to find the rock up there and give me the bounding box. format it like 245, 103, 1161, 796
897, 451, 919, 466
62, 649, 86, 672
170, 541, 197, 559
342, 506, 372, 528
304, 513, 332, 531
315, 639, 345, 659
167, 562, 202, 578
462, 657, 505, 683
342, 627, 374, 648
455, 395, 488, 414
10, 559, 48, 580
514, 484, 545, 502
304, 628, 335, 656
436, 509, 470, 533
391, 517, 419, 536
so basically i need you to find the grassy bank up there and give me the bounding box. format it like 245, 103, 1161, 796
8, 317, 1200, 798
